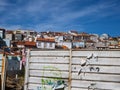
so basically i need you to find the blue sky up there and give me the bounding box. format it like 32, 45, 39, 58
0, 0, 120, 36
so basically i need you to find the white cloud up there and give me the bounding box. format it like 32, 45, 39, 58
0, 24, 23, 30
25, 0, 74, 13
1, 0, 118, 22
51, 1, 117, 23
0, 0, 119, 32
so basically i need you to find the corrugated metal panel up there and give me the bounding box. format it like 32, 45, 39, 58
71, 50, 120, 90
25, 50, 120, 90
0, 54, 3, 75
0, 55, 6, 90
25, 50, 70, 90
0, 54, 3, 89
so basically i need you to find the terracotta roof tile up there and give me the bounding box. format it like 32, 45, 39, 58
72, 40, 82, 42
25, 41, 36, 46
16, 41, 25, 45
37, 38, 55, 42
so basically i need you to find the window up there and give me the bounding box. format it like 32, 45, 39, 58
44, 42, 47, 48
38, 42, 41, 47
50, 43, 52, 47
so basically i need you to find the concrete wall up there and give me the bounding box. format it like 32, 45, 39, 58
24, 49, 120, 90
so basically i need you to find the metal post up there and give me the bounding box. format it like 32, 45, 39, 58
24, 49, 30, 90
68, 49, 72, 90
1, 55, 7, 90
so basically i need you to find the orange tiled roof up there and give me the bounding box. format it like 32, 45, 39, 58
25, 41, 36, 46
37, 38, 55, 42
77, 32, 90, 36
16, 41, 25, 45
86, 40, 95, 43
0, 52, 4, 54
72, 40, 82, 42
118, 44, 120, 46
5, 52, 21, 56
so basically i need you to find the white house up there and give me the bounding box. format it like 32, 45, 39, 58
55, 36, 64, 42
57, 41, 72, 49
72, 40, 85, 48
36, 38, 55, 49
90, 34, 99, 43
68, 30, 78, 36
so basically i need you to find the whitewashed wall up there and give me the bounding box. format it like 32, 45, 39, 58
24, 50, 120, 90
57, 42, 72, 49
36, 42, 55, 49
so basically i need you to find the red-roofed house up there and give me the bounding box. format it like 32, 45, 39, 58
36, 38, 55, 49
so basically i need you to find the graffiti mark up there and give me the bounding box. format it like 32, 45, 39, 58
37, 66, 67, 90
89, 67, 94, 71
96, 67, 100, 72
78, 53, 100, 77
89, 67, 100, 72
78, 68, 82, 75
88, 83, 97, 90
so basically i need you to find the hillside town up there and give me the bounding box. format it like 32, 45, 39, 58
0, 28, 120, 52
0, 28, 120, 89
1, 0, 120, 89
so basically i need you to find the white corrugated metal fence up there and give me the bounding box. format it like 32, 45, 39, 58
24, 50, 120, 90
